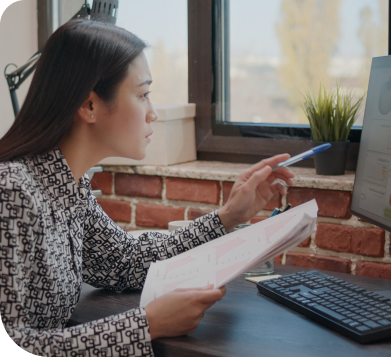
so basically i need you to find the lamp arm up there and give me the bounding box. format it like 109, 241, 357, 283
3, 2, 91, 117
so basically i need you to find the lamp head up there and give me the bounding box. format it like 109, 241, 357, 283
90, 1, 119, 25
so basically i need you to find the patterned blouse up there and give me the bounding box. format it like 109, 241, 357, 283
0, 148, 226, 356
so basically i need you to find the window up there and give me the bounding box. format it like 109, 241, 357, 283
52, 0, 188, 105
39, 1, 391, 169
189, 0, 391, 169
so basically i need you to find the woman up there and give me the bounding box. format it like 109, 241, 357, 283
0, 20, 294, 356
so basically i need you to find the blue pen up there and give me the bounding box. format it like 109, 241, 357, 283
270, 208, 280, 217
272, 143, 331, 171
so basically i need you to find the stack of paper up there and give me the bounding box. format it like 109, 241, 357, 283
140, 200, 318, 307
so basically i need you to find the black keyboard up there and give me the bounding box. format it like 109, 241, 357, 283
257, 270, 391, 343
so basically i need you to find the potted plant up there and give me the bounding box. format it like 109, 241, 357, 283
301, 84, 365, 175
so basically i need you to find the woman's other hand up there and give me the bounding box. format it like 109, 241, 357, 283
144, 285, 226, 339
218, 154, 295, 232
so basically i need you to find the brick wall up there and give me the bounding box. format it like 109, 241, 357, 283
91, 171, 391, 280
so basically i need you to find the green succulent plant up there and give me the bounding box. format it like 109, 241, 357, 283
301, 84, 365, 142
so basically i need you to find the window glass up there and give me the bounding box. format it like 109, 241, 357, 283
229, 0, 388, 125
55, 0, 188, 104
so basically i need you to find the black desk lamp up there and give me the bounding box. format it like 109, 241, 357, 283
4, 0, 119, 117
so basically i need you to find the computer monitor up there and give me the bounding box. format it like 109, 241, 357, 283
351, 55, 391, 230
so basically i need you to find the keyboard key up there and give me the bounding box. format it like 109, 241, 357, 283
342, 319, 354, 324
346, 313, 358, 318
355, 288, 366, 293
300, 292, 315, 299
312, 288, 332, 295
378, 319, 391, 326
356, 325, 370, 332
335, 308, 346, 313
312, 305, 345, 321
349, 322, 360, 327
266, 283, 279, 289
289, 287, 301, 293
377, 312, 388, 317
364, 321, 381, 329
374, 303, 387, 308
356, 318, 368, 323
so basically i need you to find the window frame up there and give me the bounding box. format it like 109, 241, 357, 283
188, 0, 391, 169
37, 0, 53, 49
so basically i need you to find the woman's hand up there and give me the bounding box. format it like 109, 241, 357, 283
144, 285, 226, 339
218, 154, 295, 232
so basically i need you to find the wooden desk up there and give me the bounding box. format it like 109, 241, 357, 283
67, 265, 391, 356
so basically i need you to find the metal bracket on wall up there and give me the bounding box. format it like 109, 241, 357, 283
87, 166, 103, 196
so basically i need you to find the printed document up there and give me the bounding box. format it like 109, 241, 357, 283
140, 199, 318, 307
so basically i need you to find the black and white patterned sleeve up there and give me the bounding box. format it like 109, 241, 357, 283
0, 176, 153, 356
82, 191, 227, 291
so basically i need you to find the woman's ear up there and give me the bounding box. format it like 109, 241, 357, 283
77, 91, 100, 124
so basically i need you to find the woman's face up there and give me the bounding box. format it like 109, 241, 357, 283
96, 52, 158, 160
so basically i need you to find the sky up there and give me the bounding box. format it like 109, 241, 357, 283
230, 0, 383, 57
88, 0, 384, 58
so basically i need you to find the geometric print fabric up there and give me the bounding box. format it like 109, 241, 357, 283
0, 147, 226, 356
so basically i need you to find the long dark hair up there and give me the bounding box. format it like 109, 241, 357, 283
0, 20, 147, 162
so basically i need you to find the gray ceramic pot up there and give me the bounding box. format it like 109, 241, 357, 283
311, 141, 350, 175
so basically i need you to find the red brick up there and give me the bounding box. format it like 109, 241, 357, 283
265, 193, 282, 210
188, 209, 212, 220
274, 254, 283, 264
298, 237, 311, 247
136, 203, 185, 229
285, 252, 351, 274
287, 188, 351, 219
356, 261, 391, 280
166, 178, 220, 204
315, 223, 352, 252
222, 182, 234, 205
90, 172, 112, 194
97, 199, 131, 222
315, 224, 385, 257
223, 182, 281, 210
250, 216, 268, 224
351, 228, 385, 258
115, 174, 162, 198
